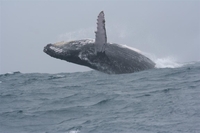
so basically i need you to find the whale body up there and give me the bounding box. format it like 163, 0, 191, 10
44, 11, 155, 74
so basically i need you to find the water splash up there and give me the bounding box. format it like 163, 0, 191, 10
142, 52, 183, 68
57, 27, 94, 42
154, 57, 183, 68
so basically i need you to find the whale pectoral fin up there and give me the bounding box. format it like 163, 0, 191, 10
95, 11, 107, 54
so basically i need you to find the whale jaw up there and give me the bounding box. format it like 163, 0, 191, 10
43, 44, 66, 59
43, 41, 94, 67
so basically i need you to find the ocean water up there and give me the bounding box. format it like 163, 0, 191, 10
0, 62, 200, 133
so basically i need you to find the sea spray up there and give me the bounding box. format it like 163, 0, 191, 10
154, 57, 183, 68
142, 52, 183, 68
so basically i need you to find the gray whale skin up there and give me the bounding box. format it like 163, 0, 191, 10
44, 11, 155, 74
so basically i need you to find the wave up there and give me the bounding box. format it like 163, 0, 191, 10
0, 71, 21, 76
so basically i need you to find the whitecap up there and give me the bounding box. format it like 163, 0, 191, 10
67, 130, 80, 133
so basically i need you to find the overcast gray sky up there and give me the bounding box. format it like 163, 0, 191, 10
0, 0, 199, 74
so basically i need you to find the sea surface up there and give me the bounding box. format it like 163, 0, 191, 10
0, 62, 200, 133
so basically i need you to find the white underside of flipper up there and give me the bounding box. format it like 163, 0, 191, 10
95, 11, 107, 54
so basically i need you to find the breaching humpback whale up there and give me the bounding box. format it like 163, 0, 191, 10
44, 11, 155, 74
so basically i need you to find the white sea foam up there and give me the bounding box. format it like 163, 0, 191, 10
55, 75, 65, 78
67, 130, 80, 133
154, 57, 183, 68
143, 53, 183, 68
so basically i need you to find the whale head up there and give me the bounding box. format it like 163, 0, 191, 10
43, 39, 95, 65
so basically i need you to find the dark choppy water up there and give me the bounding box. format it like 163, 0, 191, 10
0, 62, 200, 133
